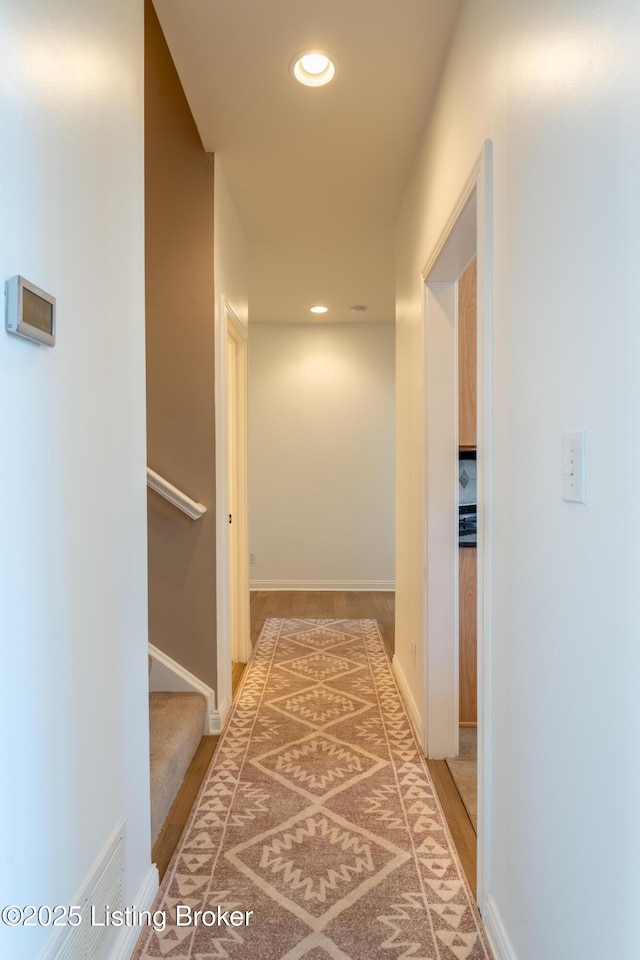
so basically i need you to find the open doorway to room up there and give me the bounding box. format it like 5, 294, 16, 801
420, 143, 493, 907
430, 256, 479, 897
448, 257, 478, 830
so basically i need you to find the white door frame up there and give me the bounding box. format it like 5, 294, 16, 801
227, 306, 251, 665
421, 141, 493, 910
215, 296, 250, 729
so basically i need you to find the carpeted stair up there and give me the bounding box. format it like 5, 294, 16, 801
149, 691, 207, 845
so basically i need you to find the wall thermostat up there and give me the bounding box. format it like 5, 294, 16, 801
5, 275, 56, 346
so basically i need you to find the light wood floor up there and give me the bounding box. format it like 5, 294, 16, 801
250, 590, 395, 658
152, 733, 219, 879
152, 590, 476, 895
426, 760, 477, 897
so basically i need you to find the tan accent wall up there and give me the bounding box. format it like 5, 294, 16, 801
145, 0, 217, 688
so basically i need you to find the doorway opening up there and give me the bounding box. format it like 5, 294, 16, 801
226, 306, 250, 670
215, 300, 250, 724
421, 142, 493, 910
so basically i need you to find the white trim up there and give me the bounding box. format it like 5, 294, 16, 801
213, 695, 232, 735
146, 467, 206, 520
423, 277, 460, 760
483, 896, 518, 960
250, 580, 395, 591
214, 292, 232, 722
226, 303, 247, 340
391, 655, 422, 745
227, 311, 251, 665
107, 864, 159, 960
215, 296, 250, 726
211, 706, 228, 735
148, 643, 218, 735
475, 138, 494, 917
419, 141, 494, 912
421, 180, 479, 284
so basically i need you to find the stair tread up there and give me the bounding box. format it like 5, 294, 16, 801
149, 691, 207, 844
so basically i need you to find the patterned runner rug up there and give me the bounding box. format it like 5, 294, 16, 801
134, 619, 491, 960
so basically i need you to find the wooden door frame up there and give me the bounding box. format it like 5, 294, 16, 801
215, 297, 250, 729
420, 141, 494, 910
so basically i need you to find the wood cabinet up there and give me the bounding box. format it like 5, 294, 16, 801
458, 257, 477, 448
459, 546, 477, 723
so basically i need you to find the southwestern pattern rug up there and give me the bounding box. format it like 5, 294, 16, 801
134, 619, 492, 960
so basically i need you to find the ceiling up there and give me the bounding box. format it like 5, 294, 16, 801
152, 0, 462, 324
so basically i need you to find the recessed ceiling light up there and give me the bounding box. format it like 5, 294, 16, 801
310, 305, 328, 314
291, 51, 337, 87
350, 304, 368, 314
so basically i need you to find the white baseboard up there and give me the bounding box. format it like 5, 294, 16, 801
148, 643, 219, 735
250, 580, 395, 591
211, 695, 232, 734
483, 896, 517, 960
108, 864, 159, 960
391, 655, 422, 746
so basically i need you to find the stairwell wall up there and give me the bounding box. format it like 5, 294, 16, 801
145, 0, 217, 689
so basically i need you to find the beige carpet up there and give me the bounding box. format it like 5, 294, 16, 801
134, 619, 491, 960
149, 691, 207, 845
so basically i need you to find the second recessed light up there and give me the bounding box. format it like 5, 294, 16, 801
291, 51, 337, 87
310, 305, 328, 314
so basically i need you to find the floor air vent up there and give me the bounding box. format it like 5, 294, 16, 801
87, 839, 124, 958
50, 909, 88, 960
47, 822, 125, 960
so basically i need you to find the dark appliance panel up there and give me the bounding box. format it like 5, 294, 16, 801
459, 450, 477, 546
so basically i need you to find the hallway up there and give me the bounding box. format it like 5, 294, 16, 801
135, 605, 488, 959
250, 591, 395, 659
250, 593, 477, 894
148, 592, 478, 950
5, 4, 640, 958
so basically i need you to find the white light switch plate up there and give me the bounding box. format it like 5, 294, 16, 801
562, 431, 587, 503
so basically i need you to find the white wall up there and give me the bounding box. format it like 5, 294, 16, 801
214, 157, 249, 335
396, 1, 640, 958
0, 3, 151, 958
249, 322, 395, 589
